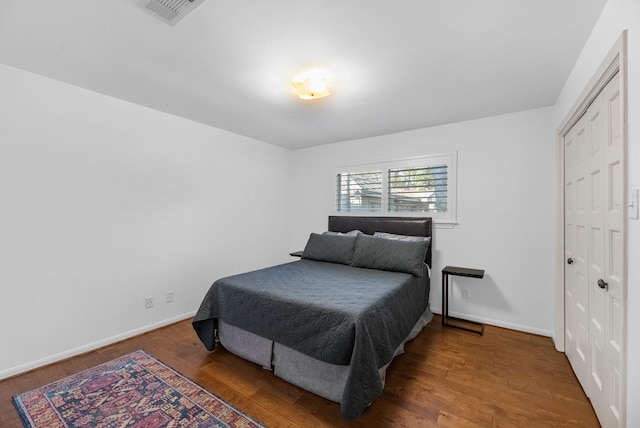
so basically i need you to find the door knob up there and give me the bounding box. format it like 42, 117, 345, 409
567, 258, 574, 265
597, 279, 608, 289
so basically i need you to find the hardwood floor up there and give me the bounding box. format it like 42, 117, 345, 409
0, 315, 599, 427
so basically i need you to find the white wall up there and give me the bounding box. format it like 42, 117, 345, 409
553, 0, 640, 425
289, 107, 556, 335
0, 63, 292, 378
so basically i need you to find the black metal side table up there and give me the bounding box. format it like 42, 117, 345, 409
442, 266, 485, 335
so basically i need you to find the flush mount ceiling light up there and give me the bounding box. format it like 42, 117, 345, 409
291, 69, 332, 100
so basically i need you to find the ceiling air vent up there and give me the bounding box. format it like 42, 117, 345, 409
137, 0, 206, 26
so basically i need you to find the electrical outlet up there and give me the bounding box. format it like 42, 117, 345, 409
145, 296, 154, 309
166, 290, 174, 303
462, 288, 470, 299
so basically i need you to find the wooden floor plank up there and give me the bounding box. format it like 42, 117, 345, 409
0, 315, 600, 427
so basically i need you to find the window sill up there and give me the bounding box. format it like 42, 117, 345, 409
433, 221, 458, 229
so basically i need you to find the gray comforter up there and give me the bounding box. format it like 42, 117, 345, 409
192, 259, 429, 419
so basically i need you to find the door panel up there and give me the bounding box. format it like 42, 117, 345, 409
566, 114, 591, 390
564, 120, 578, 373
588, 91, 606, 417
602, 75, 623, 428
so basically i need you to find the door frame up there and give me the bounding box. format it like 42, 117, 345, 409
554, 29, 628, 420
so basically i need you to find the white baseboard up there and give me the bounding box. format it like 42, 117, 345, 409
0, 311, 196, 381
432, 307, 555, 338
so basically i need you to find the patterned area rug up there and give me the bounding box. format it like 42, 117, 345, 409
12, 350, 266, 428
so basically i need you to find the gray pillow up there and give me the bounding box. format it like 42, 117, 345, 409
352, 234, 428, 277
323, 229, 362, 236
302, 233, 357, 265
373, 231, 431, 246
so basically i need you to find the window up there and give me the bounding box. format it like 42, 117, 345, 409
335, 153, 457, 225
388, 164, 448, 213
335, 171, 382, 212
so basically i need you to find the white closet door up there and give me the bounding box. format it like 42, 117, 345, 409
564, 73, 624, 428
564, 112, 590, 391
586, 86, 606, 421
564, 122, 576, 368
600, 74, 624, 428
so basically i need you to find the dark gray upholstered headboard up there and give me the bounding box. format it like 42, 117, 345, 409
328, 216, 432, 267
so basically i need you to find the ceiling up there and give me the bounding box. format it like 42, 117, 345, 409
0, 0, 607, 150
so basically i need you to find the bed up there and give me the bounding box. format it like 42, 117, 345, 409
192, 216, 433, 420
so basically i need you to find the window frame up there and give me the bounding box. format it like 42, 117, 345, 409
334, 153, 457, 227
